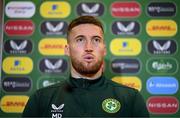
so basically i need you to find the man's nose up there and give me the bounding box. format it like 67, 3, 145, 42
84, 41, 93, 52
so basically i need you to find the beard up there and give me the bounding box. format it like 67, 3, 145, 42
71, 56, 103, 75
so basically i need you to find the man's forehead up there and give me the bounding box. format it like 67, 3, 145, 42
70, 24, 103, 32
67, 24, 104, 43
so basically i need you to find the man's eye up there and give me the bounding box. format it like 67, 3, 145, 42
93, 38, 100, 43
76, 38, 84, 42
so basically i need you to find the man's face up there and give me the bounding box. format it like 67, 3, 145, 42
66, 24, 106, 76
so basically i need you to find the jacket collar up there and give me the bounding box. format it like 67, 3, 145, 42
68, 75, 106, 90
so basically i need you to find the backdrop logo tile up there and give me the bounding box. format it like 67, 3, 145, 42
146, 20, 177, 37
147, 40, 177, 55
77, 2, 104, 16
147, 2, 176, 17
147, 96, 179, 114
111, 59, 140, 74
4, 39, 32, 54
147, 77, 178, 95
5, 1, 35, 18
2, 57, 33, 74
2, 77, 31, 92
41, 21, 68, 36
112, 76, 142, 91
147, 58, 178, 75
4, 20, 34, 36
39, 58, 68, 74
39, 38, 67, 55
112, 21, 140, 36
40, 1, 71, 18
111, 1, 141, 18
110, 38, 141, 56
0, 95, 29, 113
37, 77, 65, 89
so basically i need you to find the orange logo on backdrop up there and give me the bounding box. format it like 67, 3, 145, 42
112, 76, 142, 91
39, 38, 67, 55
0, 95, 29, 113
146, 20, 177, 37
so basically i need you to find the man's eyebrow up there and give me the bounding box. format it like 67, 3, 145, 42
92, 36, 103, 39
74, 35, 85, 39
74, 35, 103, 40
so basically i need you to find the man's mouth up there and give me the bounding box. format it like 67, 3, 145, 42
83, 54, 94, 62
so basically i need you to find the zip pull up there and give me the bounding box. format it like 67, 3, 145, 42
83, 79, 86, 88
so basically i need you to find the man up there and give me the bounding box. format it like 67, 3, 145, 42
22, 16, 149, 117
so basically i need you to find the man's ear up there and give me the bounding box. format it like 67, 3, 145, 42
64, 44, 70, 56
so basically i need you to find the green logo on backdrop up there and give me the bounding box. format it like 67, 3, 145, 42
147, 58, 178, 75
102, 98, 121, 113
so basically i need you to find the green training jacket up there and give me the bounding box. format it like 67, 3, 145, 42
22, 76, 149, 117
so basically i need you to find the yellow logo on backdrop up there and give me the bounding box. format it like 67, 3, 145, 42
39, 38, 67, 55
2, 57, 33, 74
110, 38, 141, 56
146, 20, 177, 37
0, 95, 29, 113
112, 76, 142, 91
40, 1, 71, 18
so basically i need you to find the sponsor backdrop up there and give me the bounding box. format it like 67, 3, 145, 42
0, 0, 180, 117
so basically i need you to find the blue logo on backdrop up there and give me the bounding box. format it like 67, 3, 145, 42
147, 76, 178, 95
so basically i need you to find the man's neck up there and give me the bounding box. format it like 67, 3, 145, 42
71, 66, 102, 80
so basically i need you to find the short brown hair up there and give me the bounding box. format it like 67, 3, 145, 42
67, 16, 104, 39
